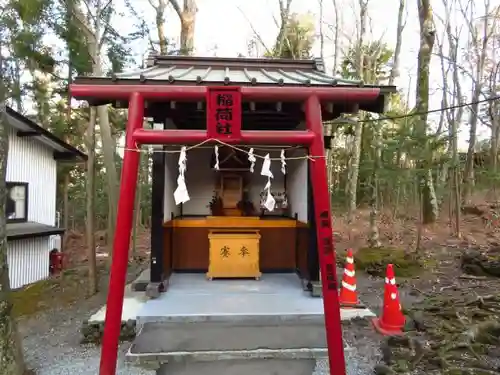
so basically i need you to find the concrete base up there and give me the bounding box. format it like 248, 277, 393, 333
156, 359, 316, 375
311, 282, 322, 298
126, 273, 374, 373
132, 280, 149, 292
136, 273, 373, 330
145, 282, 164, 299
89, 296, 145, 323
131, 268, 151, 292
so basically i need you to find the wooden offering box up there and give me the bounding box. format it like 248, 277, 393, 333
207, 229, 261, 280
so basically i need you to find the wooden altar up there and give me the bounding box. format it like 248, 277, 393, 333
207, 228, 261, 279
162, 216, 307, 274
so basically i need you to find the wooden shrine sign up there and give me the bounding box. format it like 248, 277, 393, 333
206, 87, 242, 140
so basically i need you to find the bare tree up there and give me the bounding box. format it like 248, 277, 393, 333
168, 0, 198, 55
318, 0, 325, 61
486, 61, 500, 172
461, 0, 499, 202
436, 0, 465, 236
85, 107, 97, 294
273, 0, 294, 56
331, 0, 341, 73
72, 0, 119, 254
147, 0, 169, 54
388, 0, 406, 86
415, 0, 438, 225
346, 0, 369, 223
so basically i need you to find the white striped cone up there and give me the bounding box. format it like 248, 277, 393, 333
339, 249, 359, 306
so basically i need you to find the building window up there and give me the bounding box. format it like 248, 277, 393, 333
6, 182, 28, 223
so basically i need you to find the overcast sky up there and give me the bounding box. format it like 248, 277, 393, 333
32, 0, 476, 151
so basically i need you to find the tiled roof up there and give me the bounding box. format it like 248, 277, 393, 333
111, 55, 367, 87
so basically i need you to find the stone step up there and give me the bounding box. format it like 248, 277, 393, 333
155, 358, 320, 375
136, 312, 327, 330
126, 320, 329, 367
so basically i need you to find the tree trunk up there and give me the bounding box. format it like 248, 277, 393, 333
98, 104, 118, 253
132, 151, 144, 256
347, 120, 363, 223
462, 0, 494, 202
63, 60, 72, 246
331, 0, 340, 73
388, 0, 405, 86
273, 0, 293, 56
0, 94, 27, 375
63, 174, 70, 230
462, 84, 481, 202
415, 0, 438, 224
72, 0, 119, 258
168, 0, 197, 55
368, 122, 381, 248
488, 64, 500, 175
440, 0, 463, 235
451, 126, 461, 237
86, 107, 98, 295
318, 0, 324, 61
155, 0, 168, 54
346, 0, 368, 223
91, 4, 118, 254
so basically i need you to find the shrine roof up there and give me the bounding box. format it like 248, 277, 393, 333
74, 55, 395, 91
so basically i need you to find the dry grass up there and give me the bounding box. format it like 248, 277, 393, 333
10, 228, 152, 319
11, 268, 90, 318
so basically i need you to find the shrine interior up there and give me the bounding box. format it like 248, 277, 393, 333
161, 145, 310, 276
152, 98, 321, 282
164, 147, 307, 219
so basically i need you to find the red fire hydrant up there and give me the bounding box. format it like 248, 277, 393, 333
49, 250, 64, 275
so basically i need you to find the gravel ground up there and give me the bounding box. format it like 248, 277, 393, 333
19, 265, 153, 375
20, 311, 381, 375
20, 300, 155, 375
24, 341, 154, 375
18, 268, 385, 375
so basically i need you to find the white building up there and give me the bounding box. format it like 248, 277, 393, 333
5, 107, 86, 289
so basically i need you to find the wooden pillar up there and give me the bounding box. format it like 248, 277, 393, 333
307, 164, 320, 288
148, 123, 166, 296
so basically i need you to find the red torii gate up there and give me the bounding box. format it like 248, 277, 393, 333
70, 82, 382, 375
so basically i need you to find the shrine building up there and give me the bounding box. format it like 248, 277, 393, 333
70, 54, 396, 375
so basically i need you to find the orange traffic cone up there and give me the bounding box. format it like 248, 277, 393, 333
339, 249, 362, 307
372, 264, 405, 335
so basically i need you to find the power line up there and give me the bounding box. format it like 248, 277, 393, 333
348, 95, 500, 124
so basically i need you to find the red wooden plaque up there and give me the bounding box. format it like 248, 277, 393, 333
206, 86, 242, 140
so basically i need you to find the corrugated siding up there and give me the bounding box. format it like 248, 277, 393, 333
49, 235, 62, 250
7, 238, 50, 289
6, 127, 57, 226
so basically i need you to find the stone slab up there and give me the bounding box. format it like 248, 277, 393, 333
156, 359, 316, 375
131, 268, 151, 292
136, 273, 374, 330
130, 321, 328, 354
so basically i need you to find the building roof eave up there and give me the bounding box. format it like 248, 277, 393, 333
73, 55, 396, 92
6, 107, 87, 162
